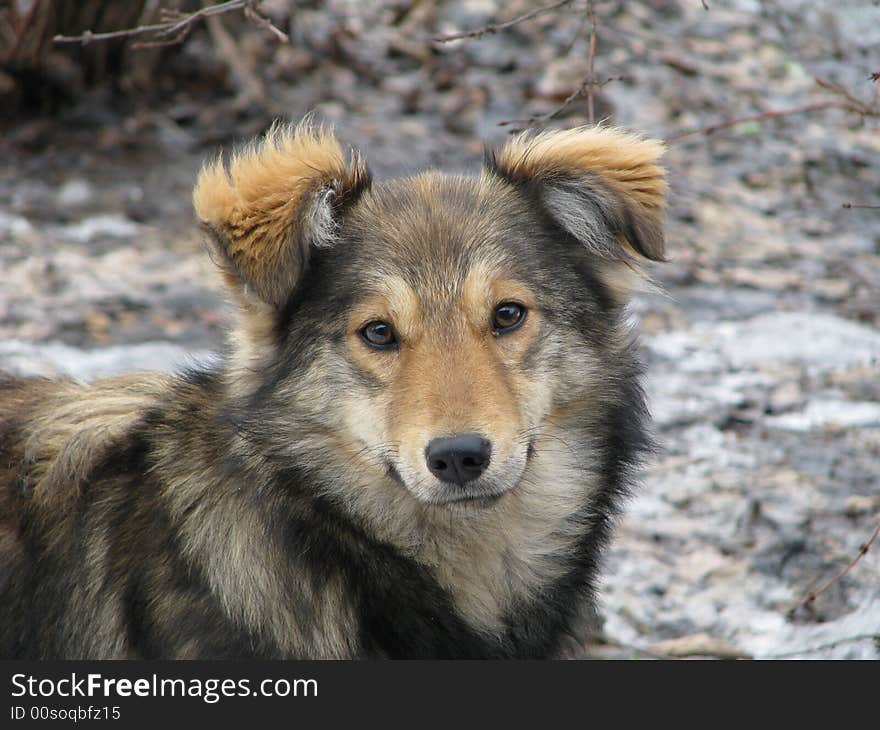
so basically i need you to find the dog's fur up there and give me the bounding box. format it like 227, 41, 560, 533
0, 123, 666, 658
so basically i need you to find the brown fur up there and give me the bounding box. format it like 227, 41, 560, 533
193, 122, 370, 307
494, 127, 667, 213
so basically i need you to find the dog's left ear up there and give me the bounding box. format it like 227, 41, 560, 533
193, 123, 370, 309
486, 126, 667, 299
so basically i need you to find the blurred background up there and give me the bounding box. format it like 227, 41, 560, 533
1, 0, 878, 658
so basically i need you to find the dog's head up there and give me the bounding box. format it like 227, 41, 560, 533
194, 123, 665, 508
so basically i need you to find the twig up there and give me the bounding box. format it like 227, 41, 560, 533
586, 0, 597, 124
498, 75, 621, 128
501, 0, 605, 128
558, 7, 587, 57
204, 7, 267, 110
597, 23, 700, 76
586, 638, 682, 660
54, 0, 245, 44
604, 631, 878, 660
665, 101, 844, 143
53, 0, 288, 47
131, 26, 192, 50
764, 634, 879, 659
432, 0, 575, 42
797, 520, 880, 610
842, 203, 880, 210
243, 2, 288, 43
669, 75, 879, 143
429, 0, 611, 129
814, 76, 873, 112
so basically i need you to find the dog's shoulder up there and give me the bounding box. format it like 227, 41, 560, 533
0, 371, 173, 513
0, 374, 62, 494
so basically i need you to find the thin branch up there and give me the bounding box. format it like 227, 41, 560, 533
558, 7, 587, 57
842, 203, 880, 210
243, 2, 288, 43
432, 0, 575, 42
2, 0, 41, 65
603, 629, 879, 660
598, 628, 879, 660
666, 101, 843, 142
814, 76, 873, 112
597, 23, 701, 76
54, 0, 245, 44
53, 0, 287, 47
668, 75, 879, 143
587, 639, 682, 660
586, 0, 597, 124
798, 520, 880, 610
131, 25, 192, 50
764, 634, 879, 659
428, 0, 611, 129
498, 75, 621, 128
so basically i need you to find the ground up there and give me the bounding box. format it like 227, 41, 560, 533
1, 0, 878, 658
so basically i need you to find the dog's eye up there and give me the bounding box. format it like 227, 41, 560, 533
360, 321, 398, 349
492, 302, 527, 334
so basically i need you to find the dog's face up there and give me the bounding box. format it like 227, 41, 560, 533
193, 125, 666, 509
337, 175, 555, 505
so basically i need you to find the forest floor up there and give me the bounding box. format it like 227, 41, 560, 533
1, 0, 878, 658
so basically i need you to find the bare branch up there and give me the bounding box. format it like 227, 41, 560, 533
498, 75, 621, 129
666, 101, 844, 143
54, 0, 245, 45
814, 76, 875, 113
53, 0, 287, 48
667, 76, 879, 143
586, 0, 597, 124
131, 26, 192, 50
586, 638, 683, 660
432, 0, 575, 43
597, 23, 701, 77
605, 631, 878, 659
204, 9, 267, 110
842, 203, 880, 210
797, 521, 880, 611
243, 2, 289, 43
764, 634, 879, 659
429, 0, 612, 130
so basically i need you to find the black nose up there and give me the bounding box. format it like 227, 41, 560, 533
425, 434, 491, 486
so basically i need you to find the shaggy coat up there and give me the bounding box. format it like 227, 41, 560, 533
0, 124, 666, 658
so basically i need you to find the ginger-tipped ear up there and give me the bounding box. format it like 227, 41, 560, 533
486, 126, 667, 263
193, 123, 370, 308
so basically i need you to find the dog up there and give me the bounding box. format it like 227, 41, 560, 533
0, 123, 666, 658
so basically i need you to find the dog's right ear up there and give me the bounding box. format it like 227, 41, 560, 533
193, 123, 370, 309
485, 127, 666, 301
